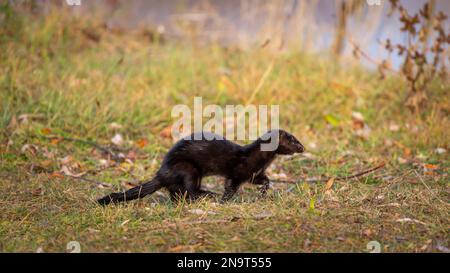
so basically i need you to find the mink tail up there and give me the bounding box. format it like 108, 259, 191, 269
97, 178, 162, 206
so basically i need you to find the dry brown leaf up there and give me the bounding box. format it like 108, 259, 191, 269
50, 138, 62, 145
109, 122, 123, 130
7, 115, 17, 130
188, 209, 217, 216
59, 155, 73, 165
121, 181, 137, 190
136, 138, 148, 148
60, 165, 86, 177
40, 160, 53, 168
423, 164, 438, 170
50, 172, 64, 179
362, 229, 374, 237
41, 128, 52, 135
403, 148, 412, 158
111, 133, 124, 146
324, 177, 335, 192
21, 144, 38, 155
160, 125, 172, 139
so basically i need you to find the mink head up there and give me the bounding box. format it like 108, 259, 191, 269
260, 129, 305, 155
275, 129, 305, 155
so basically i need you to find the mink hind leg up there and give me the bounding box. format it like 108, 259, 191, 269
164, 162, 204, 202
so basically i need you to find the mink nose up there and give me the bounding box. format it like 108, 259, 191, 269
297, 143, 305, 153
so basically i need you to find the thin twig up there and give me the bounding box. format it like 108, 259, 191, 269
271, 162, 386, 184
43, 135, 125, 162
62, 173, 112, 188
348, 37, 394, 72
335, 161, 386, 181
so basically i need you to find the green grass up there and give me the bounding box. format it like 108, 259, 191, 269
0, 8, 449, 252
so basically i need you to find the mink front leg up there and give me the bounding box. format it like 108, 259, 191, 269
221, 179, 239, 203
251, 173, 270, 195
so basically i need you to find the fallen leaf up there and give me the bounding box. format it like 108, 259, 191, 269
423, 164, 439, 170
7, 115, 17, 130
308, 197, 316, 212
21, 144, 38, 155
50, 172, 64, 179
50, 138, 62, 145
59, 155, 73, 165
125, 150, 137, 161
362, 229, 374, 237
351, 111, 365, 129
436, 243, 450, 253
324, 177, 335, 192
30, 164, 50, 174
389, 123, 400, 132
111, 133, 124, 146
231, 236, 240, 241
109, 122, 123, 130
253, 211, 272, 219
60, 165, 86, 177
121, 181, 137, 190
303, 238, 312, 248
416, 153, 427, 160
270, 172, 287, 179
420, 239, 432, 251
188, 209, 217, 216
354, 124, 371, 138
301, 152, 317, 159
136, 138, 149, 148
31, 188, 44, 196
160, 125, 172, 139
87, 228, 100, 233
308, 142, 317, 149
384, 139, 394, 147
397, 157, 408, 164
375, 194, 384, 200
41, 128, 52, 135
324, 114, 340, 127
403, 148, 412, 158
18, 113, 45, 124
118, 162, 134, 172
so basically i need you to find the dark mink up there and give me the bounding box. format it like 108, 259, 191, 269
97, 129, 304, 205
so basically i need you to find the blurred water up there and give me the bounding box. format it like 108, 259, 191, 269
66, 0, 449, 69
